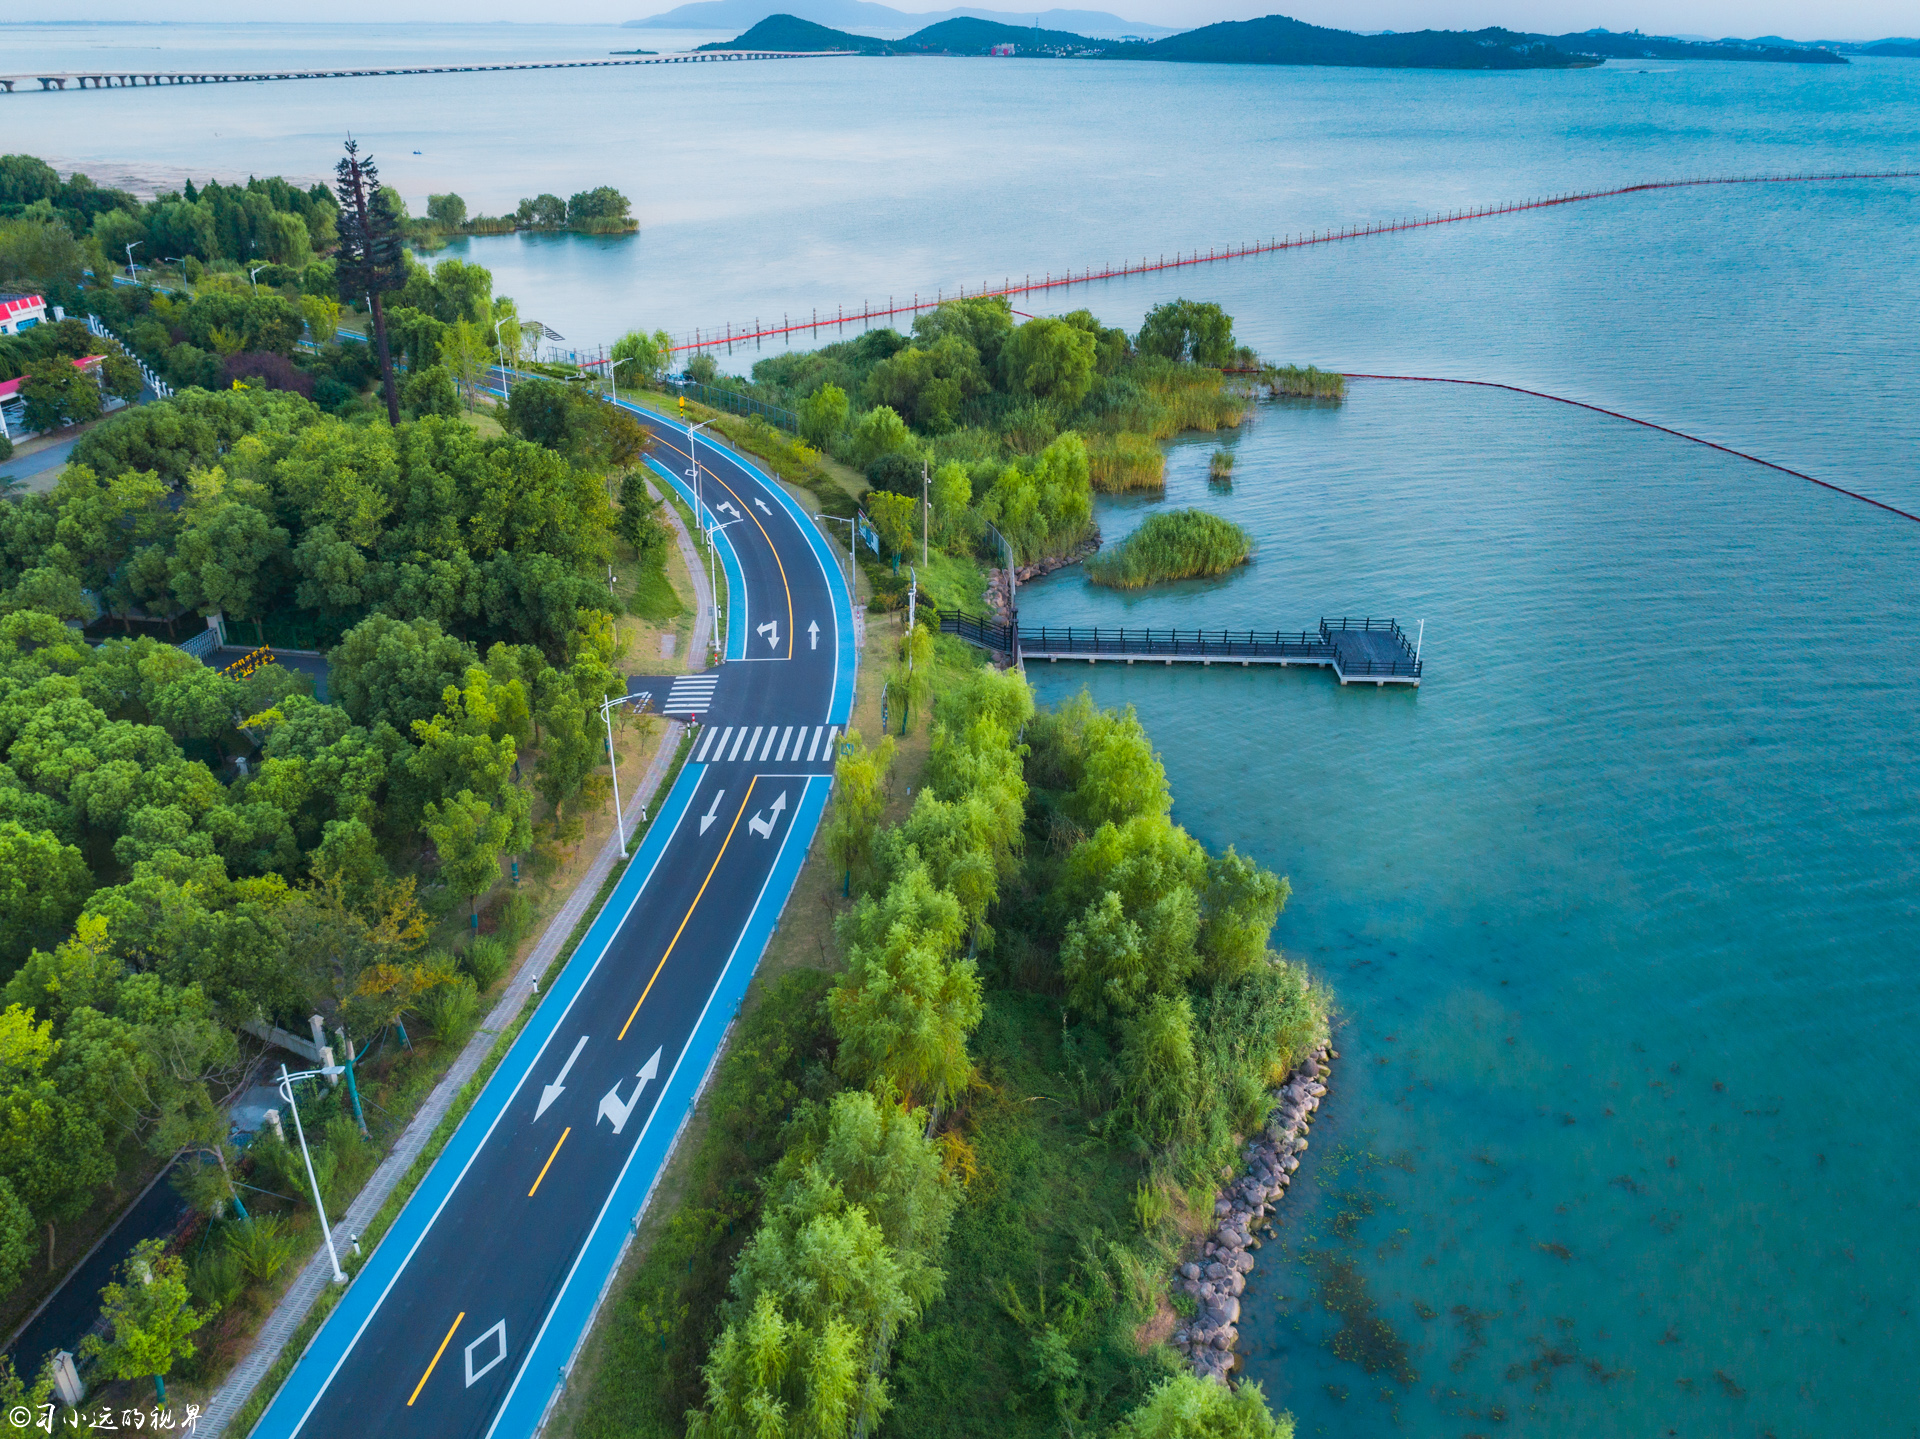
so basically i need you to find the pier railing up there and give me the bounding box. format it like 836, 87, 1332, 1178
1318, 616, 1423, 677
1020, 624, 1330, 660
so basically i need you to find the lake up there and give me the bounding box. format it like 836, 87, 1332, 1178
9, 27, 1918, 1435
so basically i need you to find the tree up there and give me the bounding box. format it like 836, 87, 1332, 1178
1136, 300, 1236, 367
0, 216, 89, 292
0, 1176, 34, 1296
1002, 316, 1096, 407
687, 1292, 864, 1439
828, 861, 980, 1110
611, 327, 673, 387
166, 475, 290, 621
528, 193, 567, 228
567, 186, 632, 224
334, 139, 406, 425
848, 405, 916, 469
864, 334, 986, 433
865, 492, 916, 564
617, 472, 668, 562
1114, 1373, 1291, 1439
929, 461, 971, 547
423, 789, 521, 916
821, 729, 894, 891
1198, 848, 1288, 986
798, 383, 849, 447
329, 613, 479, 735
0, 1004, 114, 1271
0, 822, 92, 968
426, 192, 468, 230
80, 1238, 207, 1403
439, 318, 489, 408
299, 293, 340, 344
403, 363, 460, 418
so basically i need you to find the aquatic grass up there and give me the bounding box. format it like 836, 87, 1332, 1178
1087, 432, 1166, 492
1266, 365, 1347, 399
1085, 509, 1253, 589
1208, 449, 1234, 484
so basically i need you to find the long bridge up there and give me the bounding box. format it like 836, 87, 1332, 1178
0, 49, 851, 92
941, 613, 1424, 686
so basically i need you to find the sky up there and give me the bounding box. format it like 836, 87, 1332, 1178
19, 1, 1915, 40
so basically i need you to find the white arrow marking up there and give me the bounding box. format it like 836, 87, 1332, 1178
807, 620, 820, 650
535, 1035, 588, 1119
718, 501, 740, 518
747, 790, 788, 839
757, 620, 780, 650
699, 789, 725, 835
596, 1047, 663, 1136
753, 496, 772, 515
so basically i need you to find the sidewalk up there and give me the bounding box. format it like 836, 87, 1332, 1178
197, 722, 686, 1439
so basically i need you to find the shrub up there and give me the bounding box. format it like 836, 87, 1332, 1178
1086, 509, 1251, 590
223, 1215, 300, 1284
1267, 364, 1345, 398
188, 1245, 246, 1310
463, 935, 511, 992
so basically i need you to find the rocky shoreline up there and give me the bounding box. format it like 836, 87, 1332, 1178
983, 536, 1101, 621
1172, 1042, 1335, 1384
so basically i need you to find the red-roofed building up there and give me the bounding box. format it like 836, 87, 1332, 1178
0, 293, 47, 336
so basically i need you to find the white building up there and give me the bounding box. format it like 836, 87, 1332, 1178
0, 293, 48, 336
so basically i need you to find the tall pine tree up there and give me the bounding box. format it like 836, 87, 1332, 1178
333, 139, 405, 425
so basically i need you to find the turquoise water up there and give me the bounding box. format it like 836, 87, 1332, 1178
11, 29, 1920, 1431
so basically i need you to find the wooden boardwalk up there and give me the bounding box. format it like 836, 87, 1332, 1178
942, 613, 1423, 686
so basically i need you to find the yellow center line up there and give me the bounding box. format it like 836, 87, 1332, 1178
618, 778, 758, 1043
651, 430, 796, 661
528, 1127, 571, 1197
408, 1311, 465, 1406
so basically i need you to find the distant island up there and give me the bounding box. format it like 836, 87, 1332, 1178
629, 0, 1180, 39
699, 12, 1856, 67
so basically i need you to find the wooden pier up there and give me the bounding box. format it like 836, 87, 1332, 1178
942, 614, 1423, 686
0, 50, 850, 93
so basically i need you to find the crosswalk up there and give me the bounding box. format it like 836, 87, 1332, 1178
662, 674, 719, 715
694, 723, 841, 767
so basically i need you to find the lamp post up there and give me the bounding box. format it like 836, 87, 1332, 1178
248, 264, 266, 294
277, 1062, 349, 1284
123, 239, 142, 278
686, 418, 721, 656
493, 316, 517, 399
815, 513, 857, 591
599, 692, 653, 856
605, 353, 640, 407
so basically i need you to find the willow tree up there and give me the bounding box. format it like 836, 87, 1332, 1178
333, 139, 405, 425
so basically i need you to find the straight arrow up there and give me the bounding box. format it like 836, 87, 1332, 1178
535, 1035, 588, 1119
747, 790, 788, 839
699, 789, 725, 835
807, 620, 820, 650
596, 1047, 663, 1136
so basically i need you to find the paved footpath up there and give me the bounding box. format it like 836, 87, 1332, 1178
198, 723, 685, 1439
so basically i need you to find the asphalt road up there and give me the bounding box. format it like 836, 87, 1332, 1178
252, 402, 856, 1439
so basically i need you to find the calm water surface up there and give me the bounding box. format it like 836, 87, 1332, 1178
9, 29, 1919, 1434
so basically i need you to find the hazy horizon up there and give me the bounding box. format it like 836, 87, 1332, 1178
5, 7, 1914, 43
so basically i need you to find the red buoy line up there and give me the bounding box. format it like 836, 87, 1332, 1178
1341, 373, 1920, 526
669, 169, 1919, 355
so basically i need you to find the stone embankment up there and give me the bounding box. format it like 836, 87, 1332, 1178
983, 537, 1101, 621
1172, 1043, 1334, 1384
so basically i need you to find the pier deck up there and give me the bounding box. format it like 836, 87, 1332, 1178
941, 614, 1422, 686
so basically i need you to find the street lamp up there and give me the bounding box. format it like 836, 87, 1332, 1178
598, 692, 656, 855
605, 353, 640, 407
685, 418, 724, 657
248, 264, 266, 294
123, 239, 142, 278
493, 316, 517, 399
277, 1062, 349, 1284
815, 513, 857, 592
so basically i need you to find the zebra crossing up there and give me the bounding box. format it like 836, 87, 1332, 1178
662, 674, 719, 715
693, 723, 841, 767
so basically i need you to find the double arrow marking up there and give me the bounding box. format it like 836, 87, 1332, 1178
747, 791, 787, 839
757, 620, 780, 650
753, 497, 772, 516
597, 1048, 663, 1135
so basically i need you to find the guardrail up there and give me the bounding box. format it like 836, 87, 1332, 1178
86, 313, 172, 398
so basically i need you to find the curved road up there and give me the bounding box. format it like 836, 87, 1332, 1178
252, 404, 855, 1439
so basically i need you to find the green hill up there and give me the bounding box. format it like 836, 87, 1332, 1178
1128, 17, 1599, 69
900, 17, 1103, 52
696, 14, 888, 51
